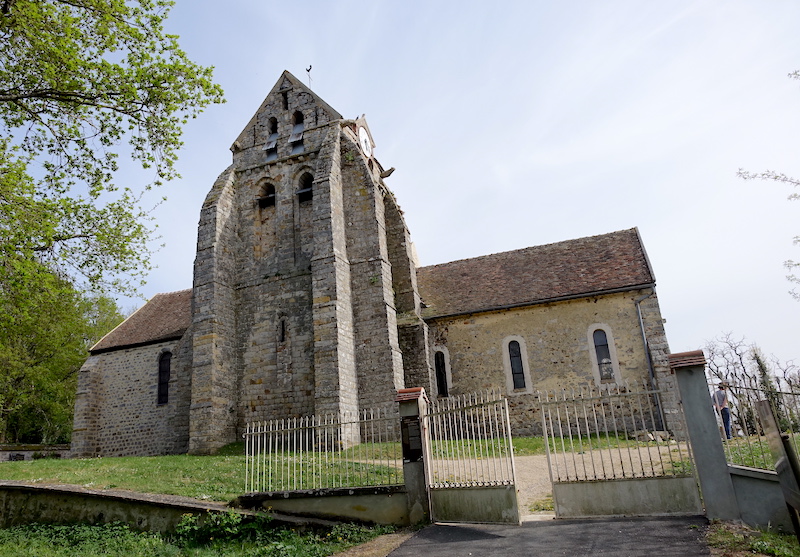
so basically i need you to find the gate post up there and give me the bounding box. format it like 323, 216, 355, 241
670, 351, 741, 521
395, 387, 430, 524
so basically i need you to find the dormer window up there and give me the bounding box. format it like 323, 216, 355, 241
297, 172, 313, 203
290, 111, 304, 154
264, 117, 278, 161
257, 183, 276, 209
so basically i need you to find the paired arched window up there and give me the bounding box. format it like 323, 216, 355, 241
157, 351, 171, 405
290, 111, 304, 154
588, 324, 620, 385
297, 172, 313, 203
257, 183, 276, 209
265, 117, 279, 161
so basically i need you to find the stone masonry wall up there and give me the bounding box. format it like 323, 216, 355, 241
425, 289, 671, 436
71, 339, 189, 457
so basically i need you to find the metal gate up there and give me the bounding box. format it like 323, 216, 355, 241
423, 391, 520, 524
539, 383, 701, 517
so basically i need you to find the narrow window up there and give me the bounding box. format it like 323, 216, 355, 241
264, 117, 279, 161
290, 111, 304, 154
508, 341, 525, 389
157, 351, 171, 405
279, 318, 286, 343
281, 91, 289, 110
502, 336, 531, 394
297, 172, 313, 203
593, 329, 615, 382
434, 351, 449, 397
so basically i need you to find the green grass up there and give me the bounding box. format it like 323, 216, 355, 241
528, 494, 554, 513
0, 443, 401, 502
0, 518, 394, 556
0, 434, 683, 502
723, 437, 776, 470
0, 453, 246, 502
541, 432, 654, 455
706, 520, 800, 557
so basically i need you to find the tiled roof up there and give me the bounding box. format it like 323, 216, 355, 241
90, 289, 192, 354
668, 351, 706, 369
417, 229, 654, 319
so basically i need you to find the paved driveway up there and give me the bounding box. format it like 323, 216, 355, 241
389, 516, 710, 556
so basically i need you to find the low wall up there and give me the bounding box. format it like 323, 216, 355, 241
728, 465, 793, 532
0, 445, 70, 461
0, 481, 237, 532
553, 476, 703, 518
429, 485, 520, 524
233, 486, 410, 526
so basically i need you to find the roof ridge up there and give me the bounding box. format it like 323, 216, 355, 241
418, 228, 638, 271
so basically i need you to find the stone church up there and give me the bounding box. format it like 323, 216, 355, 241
71, 71, 678, 457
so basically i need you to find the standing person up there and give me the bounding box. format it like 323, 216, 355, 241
712, 383, 732, 440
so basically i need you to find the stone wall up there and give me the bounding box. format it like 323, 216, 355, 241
190, 71, 422, 453
425, 289, 675, 436
71, 338, 189, 457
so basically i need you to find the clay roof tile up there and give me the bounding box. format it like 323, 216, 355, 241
89, 289, 192, 354
417, 228, 654, 318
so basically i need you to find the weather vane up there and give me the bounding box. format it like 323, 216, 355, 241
306, 65, 312, 87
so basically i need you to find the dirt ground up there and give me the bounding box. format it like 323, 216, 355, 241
513, 455, 553, 514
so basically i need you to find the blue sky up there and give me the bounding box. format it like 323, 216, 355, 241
126, 1, 800, 365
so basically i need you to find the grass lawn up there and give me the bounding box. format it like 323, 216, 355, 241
0, 442, 404, 502
0, 435, 676, 502
1, 451, 247, 502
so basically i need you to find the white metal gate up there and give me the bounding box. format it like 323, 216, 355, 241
539, 383, 701, 517
423, 391, 520, 524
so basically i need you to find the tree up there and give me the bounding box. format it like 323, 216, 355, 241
0, 0, 224, 294
705, 334, 800, 435
0, 269, 126, 443
0, 1, 222, 441
737, 70, 800, 300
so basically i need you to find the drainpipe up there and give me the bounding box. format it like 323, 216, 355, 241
635, 291, 664, 431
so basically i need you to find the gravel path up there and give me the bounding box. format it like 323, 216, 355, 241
513, 455, 553, 513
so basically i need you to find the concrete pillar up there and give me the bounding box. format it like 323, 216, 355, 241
395, 387, 430, 524
670, 351, 741, 521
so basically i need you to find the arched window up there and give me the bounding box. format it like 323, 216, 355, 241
290, 111, 304, 154
588, 324, 620, 385
434, 351, 449, 397
265, 117, 279, 161
157, 351, 171, 405
297, 172, 313, 203
502, 336, 532, 394
509, 341, 525, 389
258, 183, 276, 209
593, 330, 613, 381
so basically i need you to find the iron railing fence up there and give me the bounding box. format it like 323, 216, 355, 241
714, 382, 800, 470
425, 390, 516, 489
539, 382, 693, 482
243, 407, 403, 493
